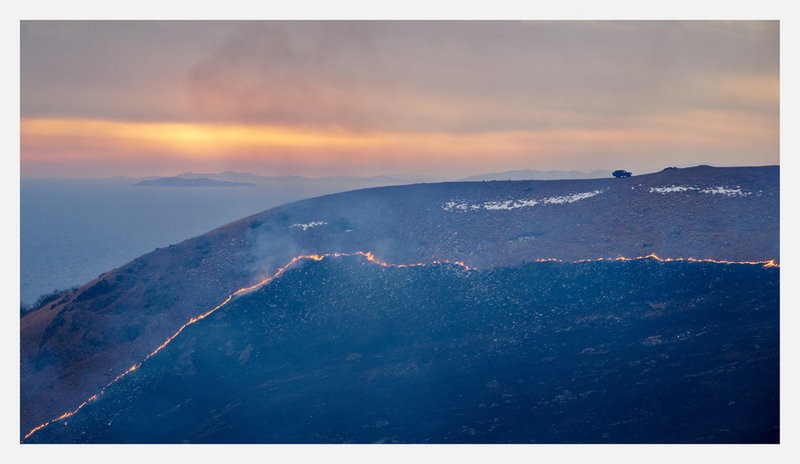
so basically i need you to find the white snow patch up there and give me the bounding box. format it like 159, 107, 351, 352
442, 190, 604, 212
649, 185, 751, 197
443, 201, 469, 212
649, 185, 699, 194
542, 191, 603, 204
700, 186, 750, 197
290, 220, 327, 231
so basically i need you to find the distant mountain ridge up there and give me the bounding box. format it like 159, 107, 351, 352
135, 177, 255, 187
459, 169, 611, 181
168, 171, 425, 186
87, 170, 621, 185
20, 165, 779, 438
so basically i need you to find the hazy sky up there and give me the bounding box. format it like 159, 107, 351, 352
20, 20, 779, 178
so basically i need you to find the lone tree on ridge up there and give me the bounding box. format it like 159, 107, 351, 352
612, 170, 632, 178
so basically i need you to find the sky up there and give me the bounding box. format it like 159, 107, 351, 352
20, 20, 779, 179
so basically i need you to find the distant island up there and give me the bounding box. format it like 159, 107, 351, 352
135, 177, 255, 188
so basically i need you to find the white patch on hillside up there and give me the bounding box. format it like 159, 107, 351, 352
649, 185, 752, 197
649, 185, 699, 194
290, 221, 327, 231
442, 190, 604, 212
542, 191, 603, 204
700, 187, 751, 197
443, 201, 469, 212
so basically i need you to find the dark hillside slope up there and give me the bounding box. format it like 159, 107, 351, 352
20, 165, 779, 434
28, 257, 779, 443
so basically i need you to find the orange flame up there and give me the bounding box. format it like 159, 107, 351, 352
569, 253, 779, 268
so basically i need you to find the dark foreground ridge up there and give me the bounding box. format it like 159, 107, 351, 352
20, 165, 779, 437
27, 257, 778, 444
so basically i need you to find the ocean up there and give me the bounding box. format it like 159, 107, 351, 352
20, 177, 401, 306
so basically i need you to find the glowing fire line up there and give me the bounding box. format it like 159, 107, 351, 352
571, 253, 779, 268
518, 253, 779, 268
22, 251, 776, 441
22, 251, 470, 441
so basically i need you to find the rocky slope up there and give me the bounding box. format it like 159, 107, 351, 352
27, 257, 779, 443
20, 165, 779, 436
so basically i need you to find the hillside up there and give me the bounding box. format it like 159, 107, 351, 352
26, 257, 778, 443
20, 165, 779, 437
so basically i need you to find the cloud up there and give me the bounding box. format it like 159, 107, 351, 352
21, 21, 237, 121
185, 21, 779, 132
20, 21, 779, 177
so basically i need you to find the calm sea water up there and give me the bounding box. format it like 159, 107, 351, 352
20, 178, 397, 306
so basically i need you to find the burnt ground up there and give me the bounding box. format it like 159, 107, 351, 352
20, 165, 779, 437
28, 257, 779, 443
